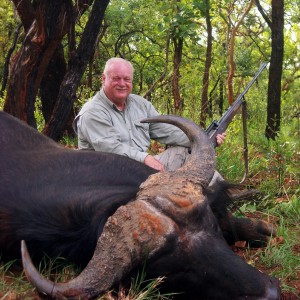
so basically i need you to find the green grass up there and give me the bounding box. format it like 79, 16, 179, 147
264, 199, 299, 269
235, 189, 300, 297
114, 266, 176, 300
0, 260, 33, 297
0, 260, 173, 300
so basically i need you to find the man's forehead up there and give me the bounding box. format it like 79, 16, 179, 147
108, 69, 133, 78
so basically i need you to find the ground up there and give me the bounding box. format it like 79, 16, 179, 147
1, 232, 299, 299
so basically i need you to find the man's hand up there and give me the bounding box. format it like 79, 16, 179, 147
144, 155, 165, 171
216, 132, 226, 146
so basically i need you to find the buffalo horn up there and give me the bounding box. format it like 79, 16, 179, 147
21, 115, 216, 299
141, 115, 216, 188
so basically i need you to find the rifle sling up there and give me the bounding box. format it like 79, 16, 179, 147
240, 100, 249, 183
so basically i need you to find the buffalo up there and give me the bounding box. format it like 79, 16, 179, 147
0, 111, 280, 299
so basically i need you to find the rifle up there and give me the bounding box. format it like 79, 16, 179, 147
206, 62, 268, 183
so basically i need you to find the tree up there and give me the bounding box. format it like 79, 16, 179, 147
43, 0, 109, 140
256, 0, 284, 139
266, 0, 284, 139
1, 0, 294, 142
199, 0, 212, 128
227, 0, 255, 104
4, 0, 73, 128
4, 0, 109, 140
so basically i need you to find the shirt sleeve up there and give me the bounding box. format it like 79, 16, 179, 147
150, 122, 190, 147
78, 110, 148, 163
145, 103, 190, 147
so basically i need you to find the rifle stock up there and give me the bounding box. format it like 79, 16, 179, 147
206, 62, 268, 147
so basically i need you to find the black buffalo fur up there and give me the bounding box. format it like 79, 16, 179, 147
0, 111, 254, 269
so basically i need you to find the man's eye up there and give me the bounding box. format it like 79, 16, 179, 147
111, 77, 132, 82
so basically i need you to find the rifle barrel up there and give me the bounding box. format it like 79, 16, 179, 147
206, 62, 268, 147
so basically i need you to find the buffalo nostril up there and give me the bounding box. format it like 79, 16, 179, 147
265, 280, 281, 300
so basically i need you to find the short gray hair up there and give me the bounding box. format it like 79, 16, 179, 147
103, 58, 134, 77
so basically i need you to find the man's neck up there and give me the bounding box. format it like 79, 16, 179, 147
115, 101, 126, 111
102, 89, 126, 111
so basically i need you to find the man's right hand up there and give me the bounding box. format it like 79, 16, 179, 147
144, 155, 165, 171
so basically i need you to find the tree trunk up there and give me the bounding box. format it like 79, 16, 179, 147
200, 0, 212, 128
4, 0, 94, 131
172, 36, 183, 114
4, 0, 70, 128
219, 79, 224, 116
265, 0, 284, 139
43, 0, 110, 141
0, 24, 21, 98
40, 44, 67, 123
12, 0, 36, 32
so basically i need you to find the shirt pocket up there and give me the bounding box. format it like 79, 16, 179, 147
133, 119, 150, 134
132, 119, 151, 147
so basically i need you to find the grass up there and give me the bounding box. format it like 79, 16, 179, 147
266, 195, 300, 283
0, 108, 299, 299
0, 261, 173, 300
102, 266, 176, 300
231, 195, 300, 297
0, 261, 33, 298
212, 115, 300, 298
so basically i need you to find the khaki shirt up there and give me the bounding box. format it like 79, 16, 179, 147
73, 89, 190, 163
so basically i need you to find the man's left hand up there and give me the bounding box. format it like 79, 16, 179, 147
216, 132, 226, 146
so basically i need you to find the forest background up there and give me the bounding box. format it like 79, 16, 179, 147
0, 0, 299, 299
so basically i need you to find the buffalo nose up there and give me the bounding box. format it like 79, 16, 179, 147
264, 278, 281, 300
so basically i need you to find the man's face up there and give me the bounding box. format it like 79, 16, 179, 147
102, 62, 133, 105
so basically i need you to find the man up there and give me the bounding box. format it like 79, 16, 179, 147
73, 57, 226, 171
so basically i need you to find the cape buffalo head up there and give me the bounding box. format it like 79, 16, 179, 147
20, 115, 280, 299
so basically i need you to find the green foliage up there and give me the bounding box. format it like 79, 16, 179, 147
2, 0, 298, 133
0, 89, 5, 109
0, 0, 18, 76
60, 135, 78, 148
0, 0, 299, 298
217, 119, 299, 194
34, 97, 45, 131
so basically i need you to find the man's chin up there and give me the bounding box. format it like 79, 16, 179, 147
115, 92, 129, 99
